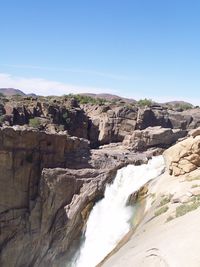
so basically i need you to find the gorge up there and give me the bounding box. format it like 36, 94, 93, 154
0, 92, 200, 267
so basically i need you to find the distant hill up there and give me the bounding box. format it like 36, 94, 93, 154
0, 88, 194, 108
0, 88, 26, 96
163, 100, 194, 108
164, 100, 193, 106
0, 88, 37, 98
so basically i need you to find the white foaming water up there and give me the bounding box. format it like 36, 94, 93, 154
73, 156, 165, 267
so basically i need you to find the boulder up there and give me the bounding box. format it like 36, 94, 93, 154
164, 134, 200, 176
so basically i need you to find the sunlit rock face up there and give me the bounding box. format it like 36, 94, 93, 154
164, 128, 200, 176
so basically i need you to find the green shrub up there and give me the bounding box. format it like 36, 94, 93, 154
137, 98, 153, 107
176, 201, 200, 217
175, 103, 193, 110
29, 118, 41, 128
158, 195, 172, 207
64, 94, 106, 105
154, 205, 169, 217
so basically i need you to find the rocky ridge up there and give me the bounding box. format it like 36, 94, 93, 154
0, 94, 199, 149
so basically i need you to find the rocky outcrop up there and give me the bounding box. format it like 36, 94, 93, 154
83, 104, 138, 145
84, 105, 198, 146
164, 127, 200, 176
135, 107, 192, 130
182, 108, 200, 129
123, 126, 187, 151
0, 95, 200, 148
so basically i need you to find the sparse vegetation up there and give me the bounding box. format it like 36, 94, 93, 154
176, 202, 200, 217
137, 98, 153, 107
175, 194, 200, 217
29, 118, 41, 128
186, 175, 200, 182
64, 94, 106, 105
158, 195, 172, 207
154, 205, 169, 217
175, 103, 193, 110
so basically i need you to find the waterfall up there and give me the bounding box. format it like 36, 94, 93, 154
72, 156, 165, 267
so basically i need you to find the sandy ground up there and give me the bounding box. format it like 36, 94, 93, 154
101, 169, 200, 267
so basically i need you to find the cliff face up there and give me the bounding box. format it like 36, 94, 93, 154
0, 127, 90, 267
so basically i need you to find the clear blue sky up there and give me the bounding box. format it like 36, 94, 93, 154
0, 0, 200, 104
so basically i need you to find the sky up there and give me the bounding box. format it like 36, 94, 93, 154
0, 0, 200, 104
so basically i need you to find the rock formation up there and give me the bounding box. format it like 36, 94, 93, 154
0, 94, 199, 148
0, 93, 200, 267
164, 127, 200, 176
